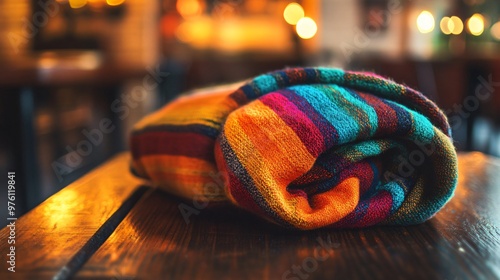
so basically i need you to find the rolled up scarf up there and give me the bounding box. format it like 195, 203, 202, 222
131, 67, 458, 230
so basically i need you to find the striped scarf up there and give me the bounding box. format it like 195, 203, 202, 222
131, 67, 458, 230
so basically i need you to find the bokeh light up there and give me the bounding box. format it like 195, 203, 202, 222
296, 17, 317, 39
283, 3, 305, 25
467, 13, 485, 36
416, 11, 435, 34
69, 0, 87, 9
106, 0, 125, 6
176, 0, 202, 19
175, 18, 212, 47
440, 17, 451, 35
450, 16, 464, 35
491, 21, 500, 40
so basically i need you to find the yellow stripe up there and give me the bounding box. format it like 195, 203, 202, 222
133, 89, 238, 130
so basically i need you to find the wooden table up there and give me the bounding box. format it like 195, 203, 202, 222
1, 62, 147, 215
1, 152, 499, 280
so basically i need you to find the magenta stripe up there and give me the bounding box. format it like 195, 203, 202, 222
259, 93, 325, 157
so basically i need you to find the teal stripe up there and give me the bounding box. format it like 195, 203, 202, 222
293, 85, 360, 144
408, 111, 435, 143
333, 140, 382, 163
353, 141, 382, 158
251, 74, 279, 97
345, 73, 405, 100
331, 85, 379, 137
316, 67, 345, 84
379, 181, 405, 214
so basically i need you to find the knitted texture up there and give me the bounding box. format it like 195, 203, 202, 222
131, 67, 458, 230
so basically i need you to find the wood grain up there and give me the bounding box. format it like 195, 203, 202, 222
0, 153, 148, 280
1, 152, 499, 279
73, 152, 500, 280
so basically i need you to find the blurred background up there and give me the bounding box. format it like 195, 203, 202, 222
1, 0, 500, 224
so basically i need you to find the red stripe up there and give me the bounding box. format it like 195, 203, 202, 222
337, 161, 374, 195
131, 131, 215, 160
355, 191, 393, 227
285, 68, 308, 84
357, 92, 398, 136
214, 142, 267, 217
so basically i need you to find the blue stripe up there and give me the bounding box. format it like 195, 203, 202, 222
384, 100, 413, 136
305, 68, 319, 82
293, 84, 360, 144
275, 71, 290, 87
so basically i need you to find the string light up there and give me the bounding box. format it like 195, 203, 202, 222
467, 13, 485, 36
69, 0, 87, 9
416, 11, 435, 34
296, 17, 317, 39
440, 17, 452, 35
490, 21, 500, 40
449, 16, 464, 35
283, 3, 304, 25
177, 0, 202, 18
106, 0, 125, 6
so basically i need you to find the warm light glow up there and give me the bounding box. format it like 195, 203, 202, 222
296, 17, 317, 39
37, 51, 102, 71
440, 17, 452, 34
491, 21, 500, 40
175, 18, 212, 46
106, 0, 125, 6
449, 16, 464, 35
44, 188, 79, 228
176, 21, 197, 43
69, 0, 87, 9
176, 0, 202, 18
283, 3, 304, 25
416, 11, 435, 33
87, 0, 104, 8
467, 13, 485, 36
245, 0, 266, 13
77, 52, 101, 70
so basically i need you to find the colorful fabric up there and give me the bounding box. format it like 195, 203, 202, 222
130, 67, 458, 230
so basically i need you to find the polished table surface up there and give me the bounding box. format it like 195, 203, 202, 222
1, 152, 499, 280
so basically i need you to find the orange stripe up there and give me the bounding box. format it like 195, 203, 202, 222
224, 107, 302, 219
140, 155, 221, 199
140, 154, 216, 172
305, 177, 359, 229
237, 100, 315, 188
225, 101, 358, 228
